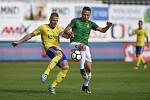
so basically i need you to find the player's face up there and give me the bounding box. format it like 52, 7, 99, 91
50, 16, 58, 28
82, 10, 91, 21
138, 21, 143, 29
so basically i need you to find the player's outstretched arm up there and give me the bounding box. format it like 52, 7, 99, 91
11, 33, 35, 47
129, 30, 136, 37
146, 35, 149, 48
97, 21, 112, 33
61, 32, 74, 39
62, 26, 74, 39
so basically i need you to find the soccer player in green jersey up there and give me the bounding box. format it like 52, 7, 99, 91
129, 20, 149, 70
11, 12, 72, 94
64, 6, 112, 93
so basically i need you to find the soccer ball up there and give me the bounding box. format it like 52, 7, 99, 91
71, 50, 82, 61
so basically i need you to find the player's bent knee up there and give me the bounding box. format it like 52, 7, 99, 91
78, 44, 86, 51
56, 51, 62, 58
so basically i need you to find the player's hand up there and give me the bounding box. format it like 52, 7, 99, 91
11, 41, 19, 47
70, 32, 74, 38
64, 30, 74, 38
67, 31, 73, 37
78, 44, 86, 51
107, 22, 112, 27
146, 44, 149, 48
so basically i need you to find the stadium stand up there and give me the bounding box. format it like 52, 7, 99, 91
0, 0, 102, 3
102, 0, 150, 5
1, 0, 150, 5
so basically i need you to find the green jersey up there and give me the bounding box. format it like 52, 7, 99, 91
69, 17, 98, 45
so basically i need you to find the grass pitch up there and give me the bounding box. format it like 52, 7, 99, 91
0, 61, 150, 100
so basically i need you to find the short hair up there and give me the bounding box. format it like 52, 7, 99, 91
138, 20, 143, 23
82, 6, 91, 12
50, 12, 59, 19
138, 20, 143, 24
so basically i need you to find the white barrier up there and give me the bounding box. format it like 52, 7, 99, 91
0, 2, 150, 42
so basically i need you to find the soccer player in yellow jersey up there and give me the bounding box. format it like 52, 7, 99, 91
129, 20, 149, 70
11, 12, 72, 94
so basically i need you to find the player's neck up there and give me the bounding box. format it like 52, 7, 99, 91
81, 17, 88, 22
138, 27, 143, 30
48, 24, 55, 29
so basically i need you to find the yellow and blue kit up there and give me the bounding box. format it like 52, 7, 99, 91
133, 28, 147, 55
32, 24, 67, 66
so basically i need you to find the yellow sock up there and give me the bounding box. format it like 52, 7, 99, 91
51, 68, 69, 88
44, 53, 62, 75
140, 56, 145, 64
136, 55, 141, 66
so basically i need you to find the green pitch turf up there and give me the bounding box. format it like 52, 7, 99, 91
0, 61, 150, 100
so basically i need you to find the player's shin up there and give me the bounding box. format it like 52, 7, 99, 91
141, 56, 145, 64
51, 68, 69, 88
83, 72, 91, 86
80, 51, 88, 79
136, 54, 141, 67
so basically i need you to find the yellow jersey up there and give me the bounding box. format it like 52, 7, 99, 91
133, 28, 147, 46
32, 24, 63, 50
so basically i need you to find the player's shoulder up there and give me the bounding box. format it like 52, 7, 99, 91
88, 20, 95, 23
56, 24, 61, 28
55, 25, 63, 31
142, 28, 147, 31
88, 20, 97, 26
55, 25, 62, 29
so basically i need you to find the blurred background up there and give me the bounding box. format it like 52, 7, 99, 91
0, 0, 150, 61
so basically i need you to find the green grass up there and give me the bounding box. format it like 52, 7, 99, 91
0, 61, 150, 100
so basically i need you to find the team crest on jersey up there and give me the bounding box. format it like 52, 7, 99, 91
48, 35, 58, 39
87, 24, 90, 28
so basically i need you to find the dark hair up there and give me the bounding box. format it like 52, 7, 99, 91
82, 6, 91, 12
50, 12, 59, 18
138, 20, 143, 23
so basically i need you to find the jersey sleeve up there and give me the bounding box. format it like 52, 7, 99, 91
144, 29, 148, 36
32, 25, 43, 35
91, 21, 99, 31
68, 18, 76, 28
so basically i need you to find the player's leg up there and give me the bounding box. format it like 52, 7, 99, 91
78, 43, 88, 79
70, 42, 88, 79
80, 51, 88, 80
140, 47, 147, 69
134, 46, 142, 70
82, 46, 92, 93
82, 61, 92, 93
48, 51, 69, 94
40, 47, 62, 83
70, 42, 92, 93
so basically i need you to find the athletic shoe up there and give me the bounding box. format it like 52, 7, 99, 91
80, 69, 88, 80
48, 86, 56, 94
133, 66, 139, 70
82, 85, 91, 94
40, 73, 47, 83
143, 63, 147, 69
